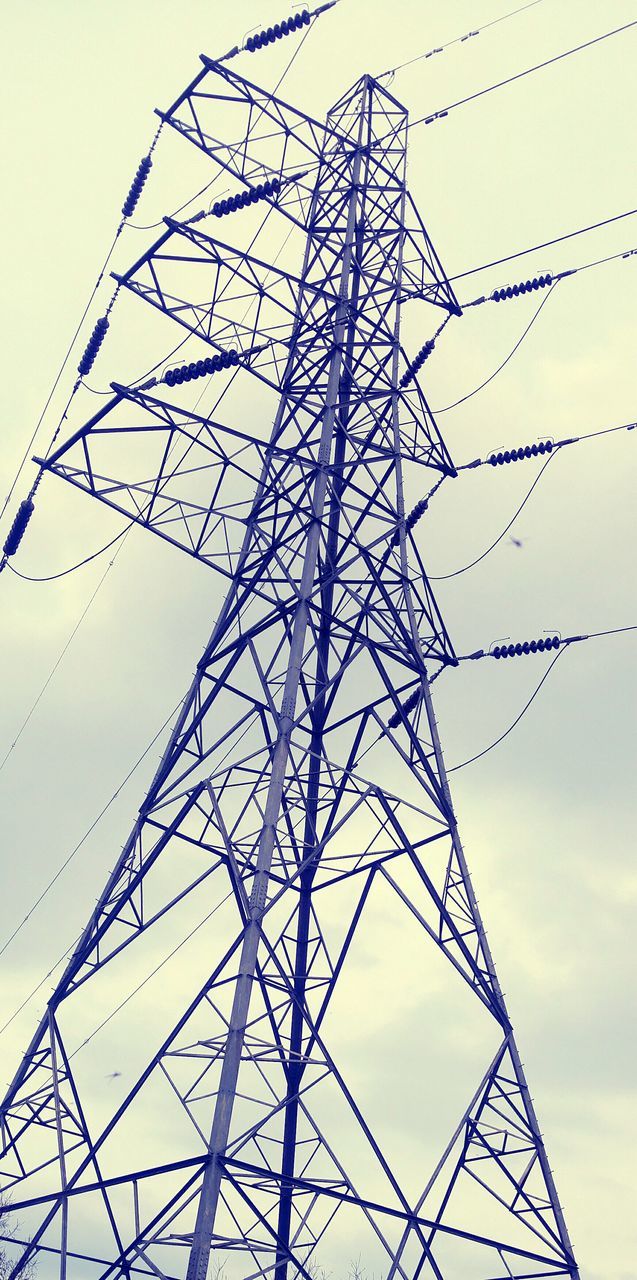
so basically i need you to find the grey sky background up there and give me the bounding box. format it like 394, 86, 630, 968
0, 2, 635, 1276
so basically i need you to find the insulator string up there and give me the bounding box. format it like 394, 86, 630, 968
0, 229, 120, 527
456, 418, 636, 473
400, 313, 452, 387
272, 6, 318, 91
462, 242, 636, 310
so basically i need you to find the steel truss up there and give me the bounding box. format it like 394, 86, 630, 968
1, 60, 579, 1280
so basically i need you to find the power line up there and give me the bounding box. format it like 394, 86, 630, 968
585, 624, 637, 640
433, 282, 558, 413
426, 417, 635, 575
429, 452, 557, 580
6, 527, 131, 582
0, 46, 313, 771
0, 882, 232, 1049
432, 241, 636, 414
463, 242, 637, 309
461, 622, 637, 664
449, 619, 637, 770
70, 890, 235, 1059
447, 648, 565, 770
0, 695, 182, 963
379, 0, 551, 80
405, 239, 636, 414
405, 417, 634, 538
410, 17, 637, 131
1, 18, 312, 572
0, 943, 78, 1039
448, 207, 637, 285
0, 531, 132, 774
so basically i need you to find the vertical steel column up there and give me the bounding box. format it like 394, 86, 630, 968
273, 84, 373, 1280
185, 93, 367, 1280
48, 1012, 68, 1280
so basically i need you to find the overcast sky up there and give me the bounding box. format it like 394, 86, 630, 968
0, 2, 635, 1277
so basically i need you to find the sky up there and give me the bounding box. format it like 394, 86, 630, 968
0, 1, 636, 1277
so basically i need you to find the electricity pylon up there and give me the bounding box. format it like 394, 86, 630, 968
0, 61, 579, 1280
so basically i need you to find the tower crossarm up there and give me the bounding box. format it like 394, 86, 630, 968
110, 217, 330, 395
399, 190, 463, 312
157, 55, 344, 224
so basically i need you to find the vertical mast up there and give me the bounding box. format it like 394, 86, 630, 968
186, 81, 369, 1280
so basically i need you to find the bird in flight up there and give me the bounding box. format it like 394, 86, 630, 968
105, 1071, 122, 1080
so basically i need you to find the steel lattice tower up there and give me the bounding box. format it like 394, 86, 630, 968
0, 61, 579, 1280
